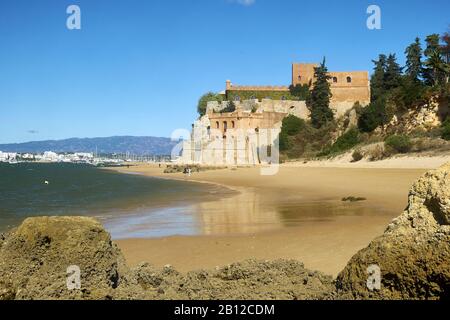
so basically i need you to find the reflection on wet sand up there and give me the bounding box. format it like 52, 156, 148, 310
195, 188, 384, 235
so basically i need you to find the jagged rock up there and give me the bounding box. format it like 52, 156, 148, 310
384, 101, 442, 134
0, 216, 148, 300
0, 217, 335, 300
131, 259, 336, 300
336, 162, 450, 299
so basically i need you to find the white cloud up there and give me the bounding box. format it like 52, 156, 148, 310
229, 0, 255, 6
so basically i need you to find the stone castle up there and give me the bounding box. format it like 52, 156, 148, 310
180, 63, 370, 166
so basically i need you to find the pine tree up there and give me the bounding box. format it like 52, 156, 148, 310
309, 58, 334, 128
370, 54, 387, 101
404, 37, 423, 82
384, 54, 403, 91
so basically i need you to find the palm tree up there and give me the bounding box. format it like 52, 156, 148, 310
424, 50, 450, 86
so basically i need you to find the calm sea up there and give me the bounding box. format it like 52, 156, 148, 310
0, 163, 233, 238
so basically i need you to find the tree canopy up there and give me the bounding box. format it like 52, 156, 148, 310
197, 92, 223, 116
309, 58, 334, 128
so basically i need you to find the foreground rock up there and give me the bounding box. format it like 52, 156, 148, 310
0, 217, 145, 299
0, 216, 334, 300
132, 260, 335, 300
336, 162, 450, 299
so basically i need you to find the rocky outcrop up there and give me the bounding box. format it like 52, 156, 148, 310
132, 260, 335, 300
0, 216, 147, 300
0, 216, 335, 300
336, 162, 450, 299
384, 100, 443, 134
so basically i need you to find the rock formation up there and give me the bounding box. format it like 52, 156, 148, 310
0, 217, 334, 300
0, 216, 147, 300
336, 162, 450, 299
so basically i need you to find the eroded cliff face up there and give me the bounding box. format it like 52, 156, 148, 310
336, 162, 450, 299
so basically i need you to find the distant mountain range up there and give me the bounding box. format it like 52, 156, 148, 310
0, 136, 179, 155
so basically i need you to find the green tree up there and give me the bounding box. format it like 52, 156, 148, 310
358, 98, 388, 132
404, 37, 423, 82
197, 92, 223, 116
370, 54, 387, 101
279, 115, 305, 152
424, 50, 449, 86
384, 54, 403, 91
289, 84, 311, 100
423, 33, 443, 85
392, 76, 427, 111
424, 34, 441, 57
309, 58, 334, 128
442, 31, 450, 64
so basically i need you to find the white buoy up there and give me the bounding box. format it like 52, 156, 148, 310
44, 180, 49, 185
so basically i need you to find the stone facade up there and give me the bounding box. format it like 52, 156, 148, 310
226, 63, 371, 108
180, 100, 290, 165
180, 61, 371, 165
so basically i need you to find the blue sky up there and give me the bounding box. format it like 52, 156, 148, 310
0, 0, 449, 143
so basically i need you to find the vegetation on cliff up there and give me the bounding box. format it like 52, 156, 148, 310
280, 29, 450, 161
197, 92, 224, 116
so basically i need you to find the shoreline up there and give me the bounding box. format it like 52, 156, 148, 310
109, 156, 445, 277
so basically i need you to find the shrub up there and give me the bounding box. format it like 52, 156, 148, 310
351, 150, 364, 162
281, 115, 305, 136
358, 98, 388, 133
197, 92, 223, 116
279, 131, 290, 152
385, 134, 412, 153
442, 119, 450, 141
367, 144, 386, 161
321, 127, 360, 156
221, 100, 236, 113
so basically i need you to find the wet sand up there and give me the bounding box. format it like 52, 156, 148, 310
113, 164, 429, 277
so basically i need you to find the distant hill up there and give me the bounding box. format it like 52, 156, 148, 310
0, 136, 179, 155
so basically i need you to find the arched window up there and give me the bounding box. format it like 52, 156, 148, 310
223, 121, 228, 131
216, 121, 219, 129
347, 76, 352, 83
231, 121, 235, 129
333, 77, 338, 83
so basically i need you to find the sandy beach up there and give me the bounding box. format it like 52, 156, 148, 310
112, 155, 450, 277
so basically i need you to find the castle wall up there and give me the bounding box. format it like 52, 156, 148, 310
291, 63, 370, 105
